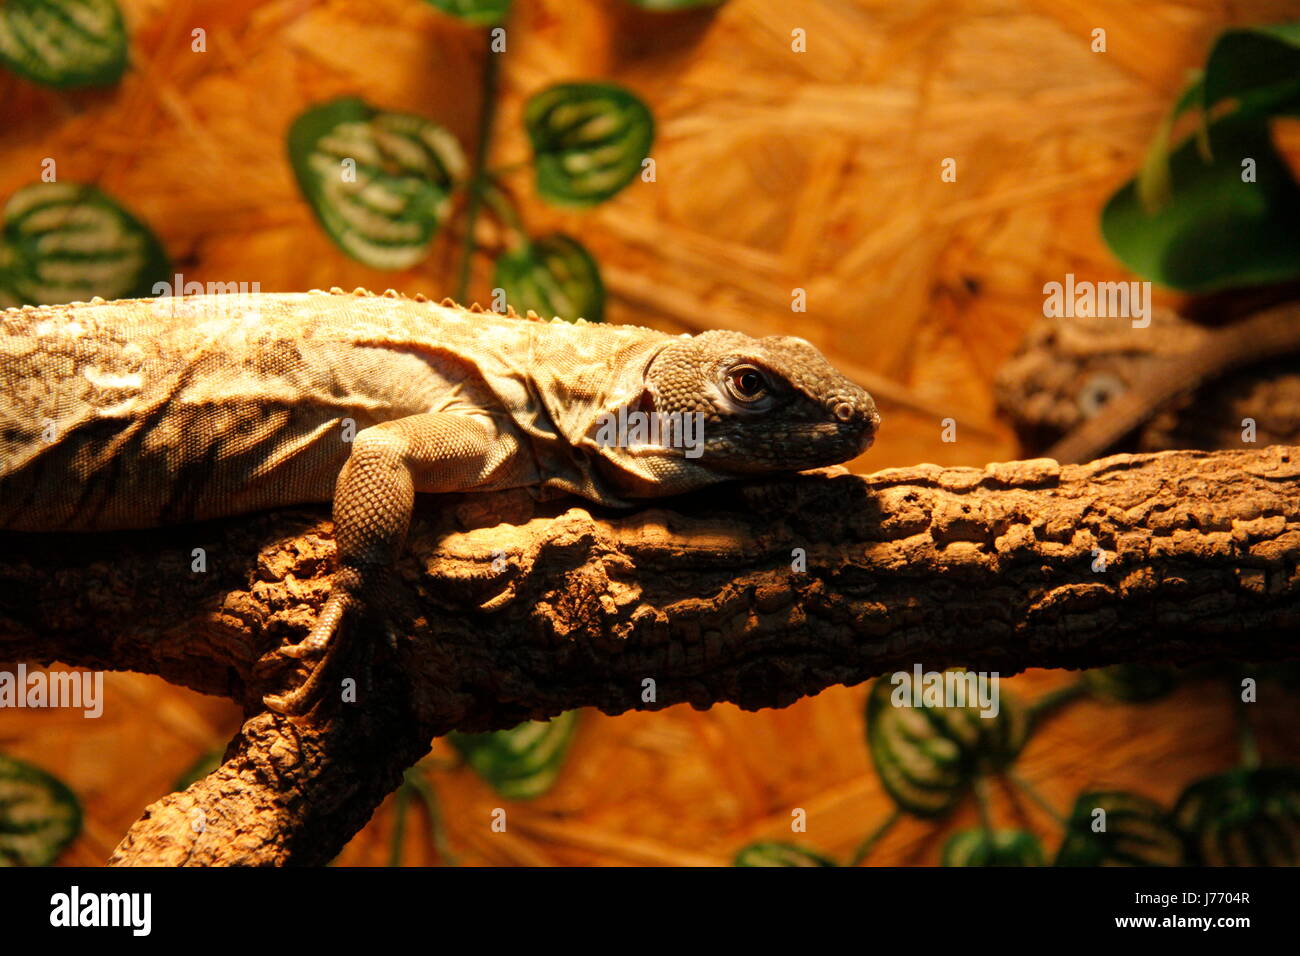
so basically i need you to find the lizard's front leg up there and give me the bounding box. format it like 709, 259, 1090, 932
263, 412, 516, 715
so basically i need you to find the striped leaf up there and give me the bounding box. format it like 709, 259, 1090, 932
525, 83, 654, 207
423, 0, 513, 26
1055, 790, 1185, 866
0, 755, 82, 867
288, 98, 467, 270
449, 710, 579, 800
943, 829, 1044, 867
0, 0, 127, 88
733, 842, 837, 867
0, 182, 169, 309
492, 233, 604, 323
866, 670, 1027, 818
1174, 767, 1300, 865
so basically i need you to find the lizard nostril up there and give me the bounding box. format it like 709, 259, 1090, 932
833, 401, 854, 422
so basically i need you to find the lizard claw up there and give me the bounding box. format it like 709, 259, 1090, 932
263, 647, 339, 715
280, 638, 327, 661
263, 589, 353, 715
262, 687, 311, 715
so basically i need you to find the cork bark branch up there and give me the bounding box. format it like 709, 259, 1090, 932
3, 445, 1298, 865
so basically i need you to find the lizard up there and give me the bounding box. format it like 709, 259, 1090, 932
994, 301, 1300, 463
0, 287, 881, 715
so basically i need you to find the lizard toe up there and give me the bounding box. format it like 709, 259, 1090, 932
281, 640, 327, 661
263, 687, 315, 716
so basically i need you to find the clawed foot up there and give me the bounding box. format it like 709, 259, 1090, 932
263, 589, 353, 715
263, 655, 340, 716
262, 657, 338, 716
280, 634, 329, 661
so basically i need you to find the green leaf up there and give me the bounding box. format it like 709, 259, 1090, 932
1138, 25, 1300, 215
423, 0, 513, 26
1135, 71, 1205, 214
0, 755, 82, 867
449, 710, 579, 800
1203, 23, 1300, 118
0, 0, 128, 88
866, 670, 1027, 818
492, 233, 605, 323
0, 182, 170, 308
1055, 791, 1185, 866
732, 842, 837, 867
525, 83, 654, 207
1110, 22, 1300, 289
288, 98, 467, 270
942, 829, 1044, 867
1173, 767, 1300, 865
623, 0, 727, 9
1101, 113, 1300, 293
1081, 664, 1177, 703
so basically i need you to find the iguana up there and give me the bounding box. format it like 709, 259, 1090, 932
0, 288, 880, 714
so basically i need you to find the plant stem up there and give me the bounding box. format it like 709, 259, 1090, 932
387, 778, 411, 867
454, 28, 504, 304
417, 752, 463, 772
406, 769, 459, 865
1006, 771, 1067, 827
975, 776, 993, 833
848, 807, 900, 866
1029, 681, 1085, 723
1234, 679, 1261, 770
481, 178, 527, 245
487, 159, 531, 177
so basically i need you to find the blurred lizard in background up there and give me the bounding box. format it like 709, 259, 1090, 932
996, 302, 1300, 463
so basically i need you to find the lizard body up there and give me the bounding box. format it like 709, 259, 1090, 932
0, 288, 880, 712
995, 303, 1300, 463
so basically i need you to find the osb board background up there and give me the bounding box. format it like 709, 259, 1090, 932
2, 0, 1299, 866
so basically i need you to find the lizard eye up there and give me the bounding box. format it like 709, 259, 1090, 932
1076, 372, 1126, 418
725, 364, 769, 403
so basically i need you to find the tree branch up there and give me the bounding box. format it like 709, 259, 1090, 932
3, 445, 1297, 865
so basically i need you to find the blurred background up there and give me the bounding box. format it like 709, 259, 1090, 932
2, 0, 1299, 866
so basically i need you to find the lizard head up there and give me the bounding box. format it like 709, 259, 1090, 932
994, 308, 1194, 450
626, 330, 880, 476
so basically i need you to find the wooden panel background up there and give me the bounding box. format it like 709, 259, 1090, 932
2, 0, 1298, 865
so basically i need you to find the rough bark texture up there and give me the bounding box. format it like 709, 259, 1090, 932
2, 446, 1298, 865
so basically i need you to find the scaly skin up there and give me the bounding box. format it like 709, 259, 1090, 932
0, 287, 880, 713
995, 303, 1300, 463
